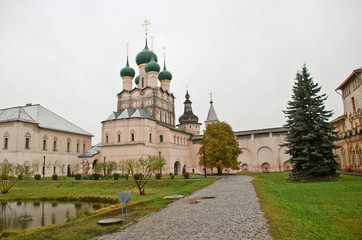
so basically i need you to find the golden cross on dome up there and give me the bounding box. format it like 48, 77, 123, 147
126, 43, 129, 56
142, 19, 150, 37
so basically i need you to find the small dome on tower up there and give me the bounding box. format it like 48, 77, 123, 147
179, 90, 199, 124
135, 39, 158, 66
120, 57, 135, 78
134, 76, 139, 84
158, 61, 172, 81
145, 57, 160, 73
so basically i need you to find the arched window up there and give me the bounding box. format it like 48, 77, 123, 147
160, 135, 163, 142
131, 133, 135, 142
53, 141, 57, 151
149, 133, 152, 143
118, 134, 121, 142
67, 142, 70, 152
25, 138, 30, 149
83, 143, 85, 152
141, 77, 144, 88
160, 111, 162, 121
76, 143, 80, 152
43, 139, 47, 150
105, 135, 109, 143
4, 138, 8, 149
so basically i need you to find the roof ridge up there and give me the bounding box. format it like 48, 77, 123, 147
20, 106, 37, 122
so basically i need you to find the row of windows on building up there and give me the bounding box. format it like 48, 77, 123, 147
104, 132, 188, 146
339, 145, 362, 167
3, 137, 86, 153
159, 111, 174, 125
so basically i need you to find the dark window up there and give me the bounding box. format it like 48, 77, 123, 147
118, 134, 121, 142
160, 135, 163, 142
67, 142, 70, 152
142, 77, 144, 88
131, 133, 135, 142
25, 138, 30, 149
43, 140, 47, 150
53, 141, 57, 151
76, 143, 80, 152
4, 138, 8, 149
53, 166, 56, 174
352, 97, 356, 111
105, 135, 108, 143
149, 133, 152, 143
83, 144, 85, 152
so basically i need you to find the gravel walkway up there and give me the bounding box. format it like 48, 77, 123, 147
97, 175, 272, 240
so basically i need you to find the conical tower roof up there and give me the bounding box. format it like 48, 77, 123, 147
205, 94, 219, 123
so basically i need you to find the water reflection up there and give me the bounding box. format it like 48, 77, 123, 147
0, 201, 109, 232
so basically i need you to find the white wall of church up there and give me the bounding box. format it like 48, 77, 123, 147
234, 130, 290, 173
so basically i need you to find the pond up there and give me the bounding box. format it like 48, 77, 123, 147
0, 201, 110, 232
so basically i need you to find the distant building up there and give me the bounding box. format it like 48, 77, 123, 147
331, 67, 362, 172
0, 104, 93, 176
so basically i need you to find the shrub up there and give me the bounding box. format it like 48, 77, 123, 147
74, 174, 81, 180
169, 173, 174, 179
92, 173, 100, 180
134, 173, 143, 180
52, 174, 58, 180
34, 174, 41, 180
155, 173, 162, 180
183, 172, 190, 179
124, 174, 129, 180
113, 173, 121, 180
82, 174, 92, 180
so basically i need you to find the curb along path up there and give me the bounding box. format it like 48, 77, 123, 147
97, 175, 272, 240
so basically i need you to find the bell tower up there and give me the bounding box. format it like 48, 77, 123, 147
177, 90, 201, 135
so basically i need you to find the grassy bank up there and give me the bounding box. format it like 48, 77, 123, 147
251, 172, 362, 240
0, 178, 214, 240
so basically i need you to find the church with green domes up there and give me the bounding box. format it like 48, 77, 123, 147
78, 21, 291, 175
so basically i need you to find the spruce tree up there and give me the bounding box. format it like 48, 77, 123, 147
284, 64, 339, 180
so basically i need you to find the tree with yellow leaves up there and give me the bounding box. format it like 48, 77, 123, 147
199, 122, 242, 174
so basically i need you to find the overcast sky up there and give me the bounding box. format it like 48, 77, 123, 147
1, 0, 361, 144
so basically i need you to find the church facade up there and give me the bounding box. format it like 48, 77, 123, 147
79, 31, 291, 175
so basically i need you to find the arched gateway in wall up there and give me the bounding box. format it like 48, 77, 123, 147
174, 161, 181, 175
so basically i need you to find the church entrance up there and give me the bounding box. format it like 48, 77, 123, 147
174, 161, 181, 175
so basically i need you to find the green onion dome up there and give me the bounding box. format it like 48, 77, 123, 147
158, 61, 172, 81
135, 39, 158, 65
134, 76, 139, 84
145, 56, 160, 73
120, 57, 135, 78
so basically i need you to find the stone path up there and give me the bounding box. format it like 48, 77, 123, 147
96, 175, 272, 240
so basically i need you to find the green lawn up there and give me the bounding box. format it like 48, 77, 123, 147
251, 172, 362, 240
0, 178, 214, 240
